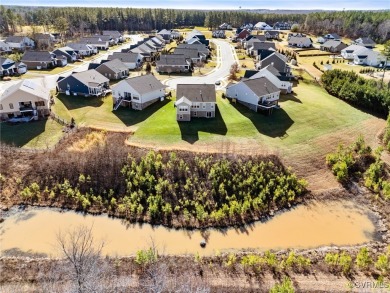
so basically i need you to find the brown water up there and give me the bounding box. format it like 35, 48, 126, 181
0, 200, 377, 257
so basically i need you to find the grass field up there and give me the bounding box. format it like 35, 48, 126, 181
51, 93, 170, 131
0, 119, 64, 149
28, 65, 75, 75
130, 80, 375, 149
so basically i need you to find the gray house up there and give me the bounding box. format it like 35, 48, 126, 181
95, 59, 129, 80
21, 51, 57, 69
257, 52, 290, 74
173, 48, 201, 64
175, 84, 216, 121
107, 52, 143, 70
320, 40, 347, 53
53, 46, 78, 63
156, 54, 190, 73
57, 70, 110, 97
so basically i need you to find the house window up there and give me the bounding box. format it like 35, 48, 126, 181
133, 96, 139, 101
9, 103, 13, 109
179, 107, 187, 112
194, 111, 197, 116
211, 104, 214, 109
35, 101, 45, 107
0, 104, 2, 110
179, 115, 183, 119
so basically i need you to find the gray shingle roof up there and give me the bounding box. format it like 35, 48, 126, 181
102, 31, 122, 38
251, 42, 276, 50
176, 84, 216, 103
173, 48, 199, 59
21, 51, 53, 62
5, 36, 26, 42
67, 43, 94, 51
157, 54, 188, 66
71, 69, 109, 85
108, 52, 141, 63
97, 59, 128, 73
121, 74, 167, 95
243, 76, 280, 96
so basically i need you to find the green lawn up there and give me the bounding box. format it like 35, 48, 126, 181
52, 93, 170, 131
0, 119, 64, 149
131, 80, 373, 149
28, 65, 74, 75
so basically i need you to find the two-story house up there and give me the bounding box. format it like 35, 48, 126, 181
226, 76, 281, 114
175, 84, 216, 121
0, 79, 51, 120
112, 74, 167, 110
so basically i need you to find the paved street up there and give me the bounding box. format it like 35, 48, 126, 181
164, 39, 238, 89
60, 34, 144, 77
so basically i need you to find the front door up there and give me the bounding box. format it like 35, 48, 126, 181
206, 112, 212, 118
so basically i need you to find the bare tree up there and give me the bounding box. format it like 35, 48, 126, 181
56, 224, 105, 293
195, 60, 205, 74
228, 62, 239, 81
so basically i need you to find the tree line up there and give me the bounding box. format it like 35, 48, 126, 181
303, 11, 390, 43
1, 6, 389, 42
320, 69, 390, 116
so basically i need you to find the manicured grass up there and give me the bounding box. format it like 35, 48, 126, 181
131, 80, 374, 150
52, 93, 170, 131
0, 119, 64, 149
28, 66, 74, 75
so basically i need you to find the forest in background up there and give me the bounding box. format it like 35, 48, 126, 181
0, 6, 389, 42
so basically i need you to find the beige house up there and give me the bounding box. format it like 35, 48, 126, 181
175, 84, 216, 121
0, 80, 51, 120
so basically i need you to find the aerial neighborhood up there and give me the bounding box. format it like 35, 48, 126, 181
1, 6, 390, 293
0, 20, 388, 124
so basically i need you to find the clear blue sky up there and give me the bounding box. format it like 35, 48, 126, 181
3, 0, 389, 10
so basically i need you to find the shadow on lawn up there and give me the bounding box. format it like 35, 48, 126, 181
178, 107, 227, 144
280, 92, 302, 104
230, 101, 294, 138
113, 99, 171, 126
0, 119, 47, 147
57, 94, 103, 110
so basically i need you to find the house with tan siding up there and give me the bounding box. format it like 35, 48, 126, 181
0, 79, 51, 120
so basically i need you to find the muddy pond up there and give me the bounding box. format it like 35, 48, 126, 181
0, 200, 378, 257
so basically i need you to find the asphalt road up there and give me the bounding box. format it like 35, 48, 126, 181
164, 39, 238, 90
60, 34, 144, 77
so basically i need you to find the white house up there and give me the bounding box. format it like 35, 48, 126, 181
0, 41, 11, 53
341, 44, 367, 60
353, 47, 387, 67
250, 65, 293, 94
107, 52, 143, 70
288, 36, 312, 48
112, 74, 167, 110
226, 76, 281, 114
0, 79, 51, 120
67, 43, 97, 56
254, 22, 273, 30
4, 36, 35, 51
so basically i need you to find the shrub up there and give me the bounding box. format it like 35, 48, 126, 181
356, 247, 372, 271
269, 277, 295, 293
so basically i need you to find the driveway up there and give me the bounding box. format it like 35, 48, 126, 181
164, 39, 238, 90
